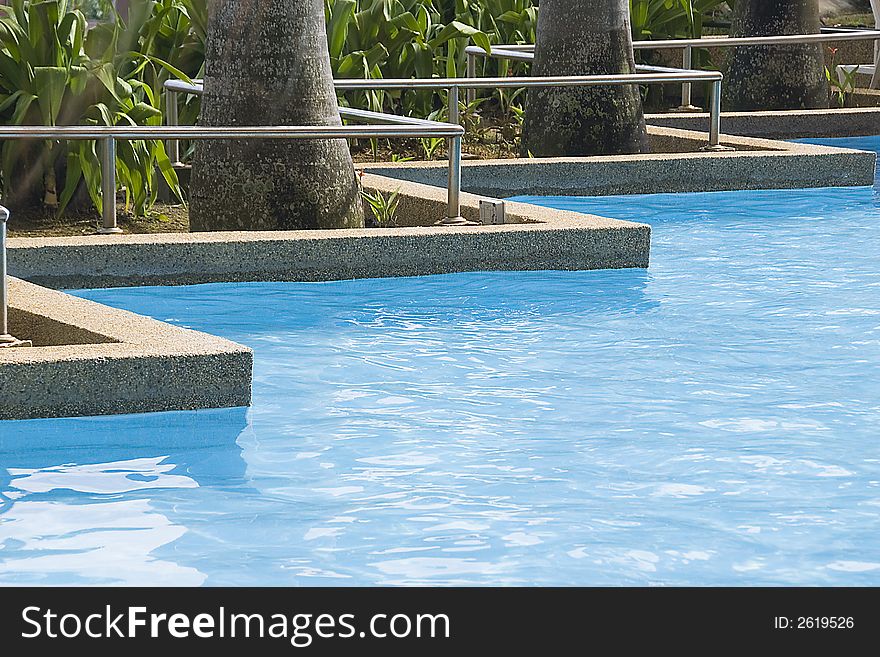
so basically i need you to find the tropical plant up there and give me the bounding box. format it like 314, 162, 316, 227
0, 0, 188, 216
74, 0, 113, 20
630, 0, 727, 41
122, 0, 207, 162
361, 185, 401, 227
326, 0, 493, 117
420, 135, 445, 159
825, 46, 859, 107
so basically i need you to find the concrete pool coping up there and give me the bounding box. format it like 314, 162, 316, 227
7, 174, 651, 290
0, 277, 252, 420
4, 126, 874, 421
647, 107, 880, 141
3, 173, 651, 420
361, 126, 876, 197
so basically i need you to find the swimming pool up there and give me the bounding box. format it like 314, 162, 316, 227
1, 137, 878, 586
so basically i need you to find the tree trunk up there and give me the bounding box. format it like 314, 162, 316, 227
725, 0, 829, 111
521, 0, 649, 157
189, 0, 363, 231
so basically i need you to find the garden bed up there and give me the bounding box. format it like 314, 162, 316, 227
648, 105, 880, 140
6, 201, 189, 238
363, 126, 876, 198
6, 173, 650, 290
11, 122, 878, 238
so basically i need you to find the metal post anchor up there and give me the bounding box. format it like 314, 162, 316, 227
0, 206, 32, 348
97, 136, 123, 235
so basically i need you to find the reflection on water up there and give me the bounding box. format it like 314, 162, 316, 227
0, 497, 202, 586
0, 409, 249, 585
1, 136, 879, 586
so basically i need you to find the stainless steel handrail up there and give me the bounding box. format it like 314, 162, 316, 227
332, 71, 724, 87
483, 29, 880, 51
165, 69, 723, 91
0, 122, 466, 232
165, 65, 726, 162
467, 28, 880, 110
0, 125, 463, 140
338, 106, 454, 127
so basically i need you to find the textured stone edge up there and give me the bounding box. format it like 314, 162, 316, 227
7, 174, 652, 289
646, 107, 880, 140
0, 278, 253, 420
361, 126, 877, 196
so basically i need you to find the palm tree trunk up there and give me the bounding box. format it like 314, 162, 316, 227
724, 0, 829, 111
189, 0, 363, 231
521, 0, 649, 157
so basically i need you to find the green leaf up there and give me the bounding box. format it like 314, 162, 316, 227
337, 43, 389, 78
77, 140, 103, 214
446, 38, 457, 79
93, 61, 132, 103
9, 90, 37, 125
428, 21, 490, 55
57, 149, 83, 216
136, 52, 194, 84
125, 100, 162, 124
152, 138, 184, 204
33, 65, 68, 126
0, 51, 29, 91
327, 0, 355, 60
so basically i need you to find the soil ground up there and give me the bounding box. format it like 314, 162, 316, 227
824, 13, 875, 27
7, 113, 522, 237
7, 202, 189, 237
7, 10, 876, 238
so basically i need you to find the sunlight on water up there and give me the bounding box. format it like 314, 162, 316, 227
0, 136, 878, 586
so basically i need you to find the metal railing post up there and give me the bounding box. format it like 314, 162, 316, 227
702, 78, 735, 152
466, 51, 477, 104
0, 205, 30, 348
439, 134, 468, 226
872, 36, 879, 89
676, 45, 700, 111
709, 79, 722, 147
0, 206, 10, 344
98, 136, 122, 234
166, 88, 181, 165
448, 85, 460, 125
440, 89, 470, 225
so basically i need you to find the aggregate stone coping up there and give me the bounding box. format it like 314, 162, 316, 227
6, 123, 869, 420
647, 107, 880, 140
0, 277, 253, 420
3, 173, 651, 420
361, 126, 877, 197
7, 174, 652, 290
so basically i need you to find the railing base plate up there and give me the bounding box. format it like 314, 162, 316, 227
0, 334, 32, 348
700, 144, 737, 153
435, 216, 479, 226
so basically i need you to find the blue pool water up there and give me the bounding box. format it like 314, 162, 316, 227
1, 137, 879, 586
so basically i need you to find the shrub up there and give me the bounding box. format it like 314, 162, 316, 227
0, 0, 190, 216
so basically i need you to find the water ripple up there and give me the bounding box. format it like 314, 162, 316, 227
1, 136, 878, 585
